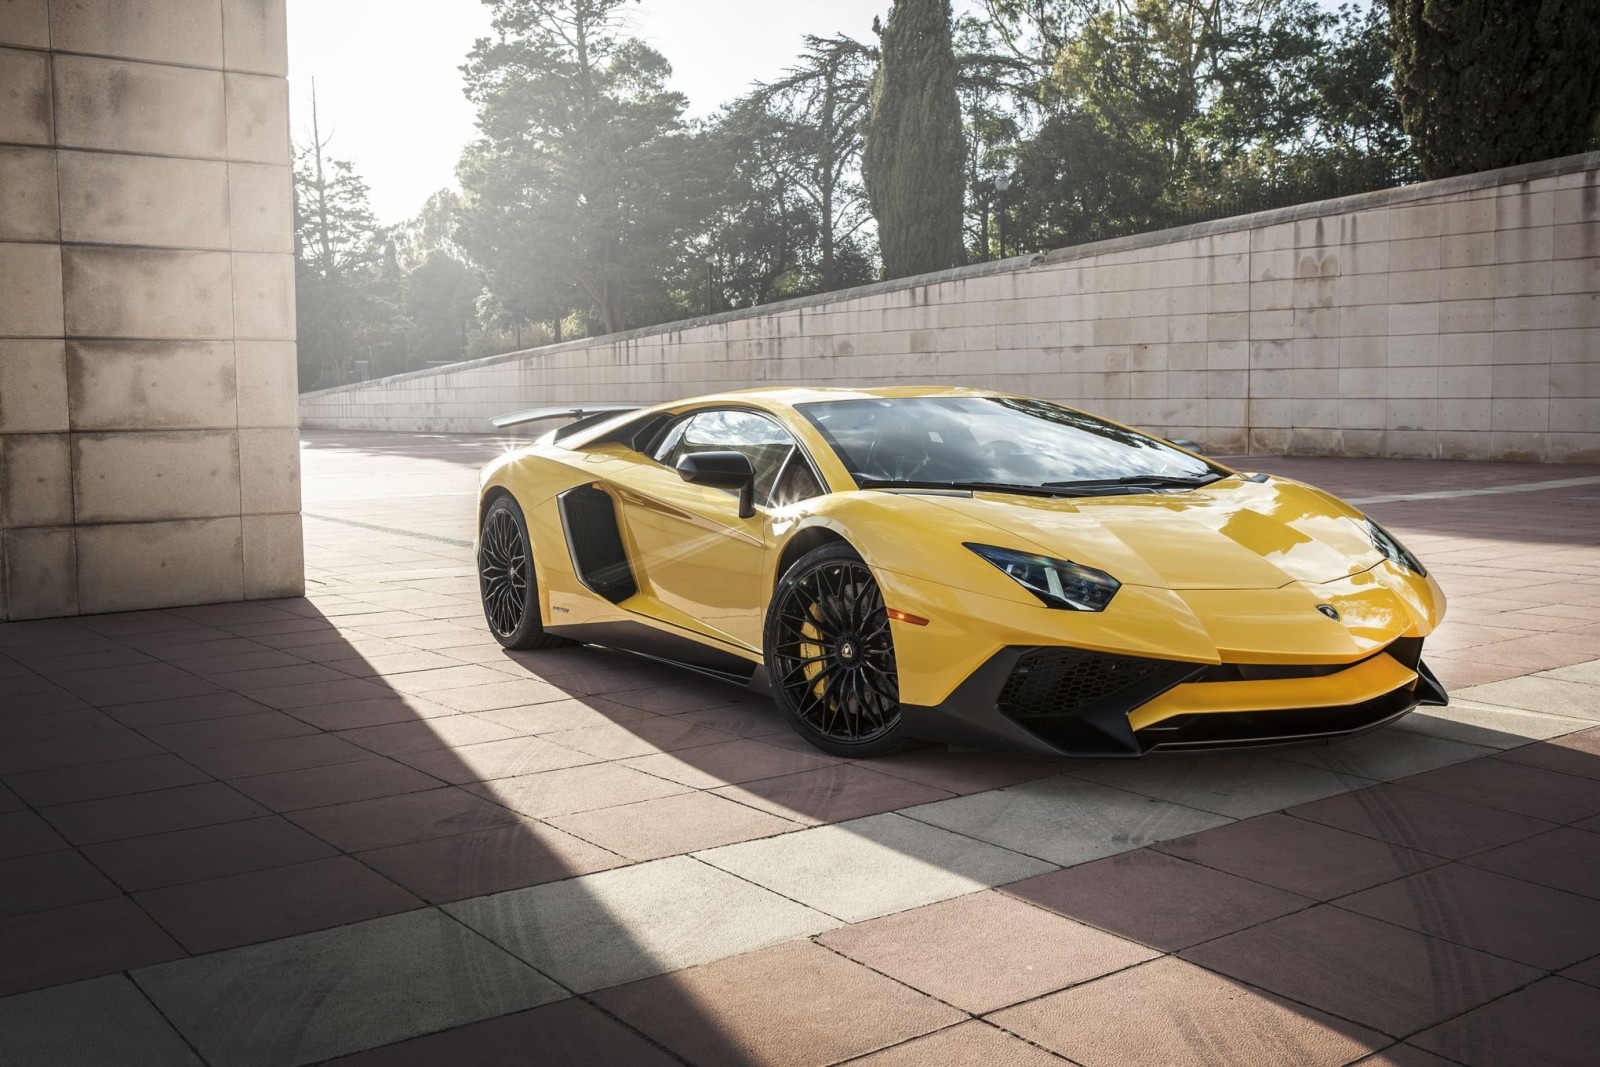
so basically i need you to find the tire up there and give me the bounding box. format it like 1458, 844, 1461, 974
478, 494, 567, 651
765, 543, 905, 758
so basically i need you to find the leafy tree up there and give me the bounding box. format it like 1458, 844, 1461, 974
954, 15, 1038, 260
292, 94, 405, 389
863, 0, 967, 277
1385, 0, 1600, 179
458, 0, 719, 335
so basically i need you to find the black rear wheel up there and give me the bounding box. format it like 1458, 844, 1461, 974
479, 495, 566, 650
765, 543, 903, 758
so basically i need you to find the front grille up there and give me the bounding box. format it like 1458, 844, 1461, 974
997, 648, 1175, 720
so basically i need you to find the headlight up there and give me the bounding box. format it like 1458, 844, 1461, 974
965, 543, 1121, 611
1366, 519, 1426, 577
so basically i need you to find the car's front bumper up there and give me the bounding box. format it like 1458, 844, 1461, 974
899, 637, 1449, 759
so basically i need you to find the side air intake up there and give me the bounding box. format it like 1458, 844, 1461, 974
557, 485, 638, 603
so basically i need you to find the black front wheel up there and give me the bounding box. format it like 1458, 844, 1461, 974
479, 495, 566, 650
765, 543, 904, 758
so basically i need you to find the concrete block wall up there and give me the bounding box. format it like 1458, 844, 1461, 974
0, 0, 302, 622
301, 152, 1600, 465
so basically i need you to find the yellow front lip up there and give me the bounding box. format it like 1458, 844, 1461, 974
1127, 652, 1419, 732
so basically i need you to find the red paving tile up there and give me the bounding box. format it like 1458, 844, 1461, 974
620, 738, 839, 789
2, 752, 212, 807
1336, 862, 1600, 969
38, 782, 268, 845
548, 790, 798, 861
179, 732, 374, 778
103, 692, 276, 728
862, 747, 1059, 794
540, 718, 736, 760
710, 764, 955, 825
990, 956, 1385, 1067
286, 787, 523, 852
0, 896, 185, 997
229, 757, 444, 812
356, 820, 624, 903
1003, 848, 1311, 951
1493, 728, 1600, 781
322, 999, 682, 1067
845, 1023, 1067, 1067
422, 678, 572, 712
464, 762, 689, 818
1395, 759, 1600, 824
82, 815, 339, 891
0, 849, 120, 917
1563, 955, 1600, 990
594, 940, 965, 1067
1411, 977, 1600, 1067
0, 809, 65, 859
818, 890, 1156, 1013
0, 728, 163, 776
1182, 905, 1542, 1036
392, 735, 599, 784
133, 856, 422, 954
334, 715, 523, 756
1463, 826, 1600, 899
1152, 812, 1444, 899
1287, 783, 1557, 859
136, 709, 320, 752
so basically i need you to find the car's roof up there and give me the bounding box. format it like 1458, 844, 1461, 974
664, 385, 1007, 409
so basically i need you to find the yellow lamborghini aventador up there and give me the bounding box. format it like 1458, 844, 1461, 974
476, 387, 1447, 759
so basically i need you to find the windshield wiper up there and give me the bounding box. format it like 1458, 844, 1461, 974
1042, 472, 1225, 490
855, 478, 1087, 498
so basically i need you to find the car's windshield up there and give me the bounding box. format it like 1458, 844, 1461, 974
797, 395, 1223, 489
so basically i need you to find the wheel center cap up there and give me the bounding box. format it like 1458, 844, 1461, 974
838, 640, 858, 664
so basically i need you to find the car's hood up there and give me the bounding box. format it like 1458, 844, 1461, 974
917, 476, 1383, 591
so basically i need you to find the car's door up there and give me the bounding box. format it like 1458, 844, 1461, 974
605, 408, 821, 651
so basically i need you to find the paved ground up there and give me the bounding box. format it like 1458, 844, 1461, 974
2, 433, 1599, 1066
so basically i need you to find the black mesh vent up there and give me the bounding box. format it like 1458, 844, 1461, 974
558, 485, 637, 603
998, 648, 1175, 721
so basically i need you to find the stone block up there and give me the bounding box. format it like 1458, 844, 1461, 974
242, 512, 301, 598
1551, 361, 1600, 398
1338, 368, 1385, 401
1495, 189, 1555, 231
1389, 301, 1439, 335
1386, 334, 1439, 367
1439, 299, 1494, 334
1386, 366, 1438, 400
1389, 204, 1442, 240
1388, 237, 1440, 273
1437, 429, 1489, 459
1553, 259, 1598, 295
76, 517, 243, 614
73, 431, 240, 522
0, 46, 50, 143
1549, 431, 1600, 462
1292, 398, 1338, 428
49, 0, 223, 67
1488, 429, 1548, 461
0, 0, 48, 47
1491, 363, 1550, 398
224, 72, 289, 164
235, 340, 298, 426
1494, 226, 1552, 265
1, 526, 75, 619
0, 145, 58, 240
0, 241, 63, 336
231, 252, 294, 340
1438, 364, 1491, 398
1341, 428, 1386, 456
1439, 196, 1495, 236
1552, 222, 1600, 261
1441, 231, 1495, 268
1386, 397, 1436, 430
1387, 270, 1440, 304
0, 432, 70, 526
62, 248, 233, 340
1438, 398, 1490, 432
1550, 399, 1600, 434
0, 339, 67, 432
228, 162, 291, 253
1490, 398, 1548, 432
1437, 266, 1494, 301
52, 55, 226, 158
57, 151, 230, 249
238, 427, 299, 513
67, 341, 237, 430
1494, 261, 1552, 298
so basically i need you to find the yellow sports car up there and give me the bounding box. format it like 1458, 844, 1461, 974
477, 387, 1447, 759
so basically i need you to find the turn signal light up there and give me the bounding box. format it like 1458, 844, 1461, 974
886, 608, 930, 626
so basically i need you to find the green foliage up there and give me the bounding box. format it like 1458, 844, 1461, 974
864, 0, 967, 277
458, 0, 720, 335
1385, 0, 1600, 179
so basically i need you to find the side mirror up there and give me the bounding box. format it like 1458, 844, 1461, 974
676, 450, 756, 518
1169, 438, 1203, 455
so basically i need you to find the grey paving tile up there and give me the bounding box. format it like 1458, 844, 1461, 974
694, 812, 1055, 922
1070, 752, 1375, 819
0, 974, 201, 1066
1393, 701, 1596, 749
1454, 676, 1600, 721
901, 775, 1232, 866
1273, 729, 1496, 781
134, 908, 563, 1067
1540, 660, 1600, 686
445, 854, 839, 992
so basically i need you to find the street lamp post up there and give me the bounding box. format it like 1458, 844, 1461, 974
995, 173, 1012, 259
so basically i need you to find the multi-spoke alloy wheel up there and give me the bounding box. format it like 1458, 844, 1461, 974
766, 543, 903, 757
478, 495, 564, 650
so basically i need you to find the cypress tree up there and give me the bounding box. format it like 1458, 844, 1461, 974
863, 0, 965, 278
1385, 0, 1600, 179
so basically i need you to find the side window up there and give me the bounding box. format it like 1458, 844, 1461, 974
662, 409, 823, 508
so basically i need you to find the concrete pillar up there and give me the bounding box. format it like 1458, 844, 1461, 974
0, 0, 302, 620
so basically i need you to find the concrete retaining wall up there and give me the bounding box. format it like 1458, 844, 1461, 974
300, 152, 1600, 464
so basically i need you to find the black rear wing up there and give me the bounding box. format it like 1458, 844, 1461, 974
491, 405, 643, 441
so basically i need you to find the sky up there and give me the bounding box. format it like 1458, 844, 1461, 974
285, 0, 910, 225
